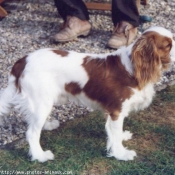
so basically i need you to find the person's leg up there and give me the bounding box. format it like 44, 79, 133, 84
107, 0, 139, 49
112, 0, 139, 27
53, 0, 91, 42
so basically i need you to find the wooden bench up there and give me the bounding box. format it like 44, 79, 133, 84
0, 0, 7, 18
85, 0, 148, 11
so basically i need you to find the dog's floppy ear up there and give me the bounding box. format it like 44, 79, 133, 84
131, 33, 161, 89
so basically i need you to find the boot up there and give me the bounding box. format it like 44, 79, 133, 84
107, 21, 138, 49
53, 16, 91, 42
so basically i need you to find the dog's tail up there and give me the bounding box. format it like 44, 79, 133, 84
0, 75, 17, 125
0, 57, 27, 125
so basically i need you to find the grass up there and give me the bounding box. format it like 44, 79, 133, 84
0, 86, 175, 175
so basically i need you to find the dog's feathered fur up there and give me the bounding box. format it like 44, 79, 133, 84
0, 26, 175, 162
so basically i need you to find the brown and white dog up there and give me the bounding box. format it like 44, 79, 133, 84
0, 26, 175, 162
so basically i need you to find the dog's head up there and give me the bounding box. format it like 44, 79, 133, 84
131, 26, 175, 89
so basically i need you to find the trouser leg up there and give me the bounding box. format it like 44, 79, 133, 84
54, 0, 89, 21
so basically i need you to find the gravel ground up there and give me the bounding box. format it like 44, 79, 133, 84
0, 0, 175, 146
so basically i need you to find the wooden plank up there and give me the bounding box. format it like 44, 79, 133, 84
0, 6, 7, 17
0, 0, 5, 4
136, 0, 140, 10
85, 2, 111, 11
85, 1, 148, 11
142, 0, 148, 5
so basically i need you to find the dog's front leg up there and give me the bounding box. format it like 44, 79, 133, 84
105, 114, 136, 161
26, 103, 54, 163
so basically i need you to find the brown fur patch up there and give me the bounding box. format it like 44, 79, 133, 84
65, 82, 82, 95
11, 56, 27, 92
52, 50, 68, 57
82, 56, 138, 120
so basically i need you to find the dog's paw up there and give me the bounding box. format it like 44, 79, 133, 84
31, 150, 54, 163
118, 149, 137, 161
43, 120, 60, 131
122, 130, 133, 141
107, 148, 136, 161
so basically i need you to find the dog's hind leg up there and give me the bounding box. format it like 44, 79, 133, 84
105, 114, 136, 161
26, 101, 54, 163
42, 94, 67, 131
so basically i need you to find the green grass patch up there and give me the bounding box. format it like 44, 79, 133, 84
0, 86, 175, 175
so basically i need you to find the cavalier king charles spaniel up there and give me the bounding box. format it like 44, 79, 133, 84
0, 26, 175, 162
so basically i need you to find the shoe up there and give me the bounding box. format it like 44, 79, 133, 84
53, 16, 91, 42
107, 21, 138, 49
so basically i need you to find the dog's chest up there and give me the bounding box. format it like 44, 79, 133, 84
133, 84, 155, 111
122, 84, 155, 114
